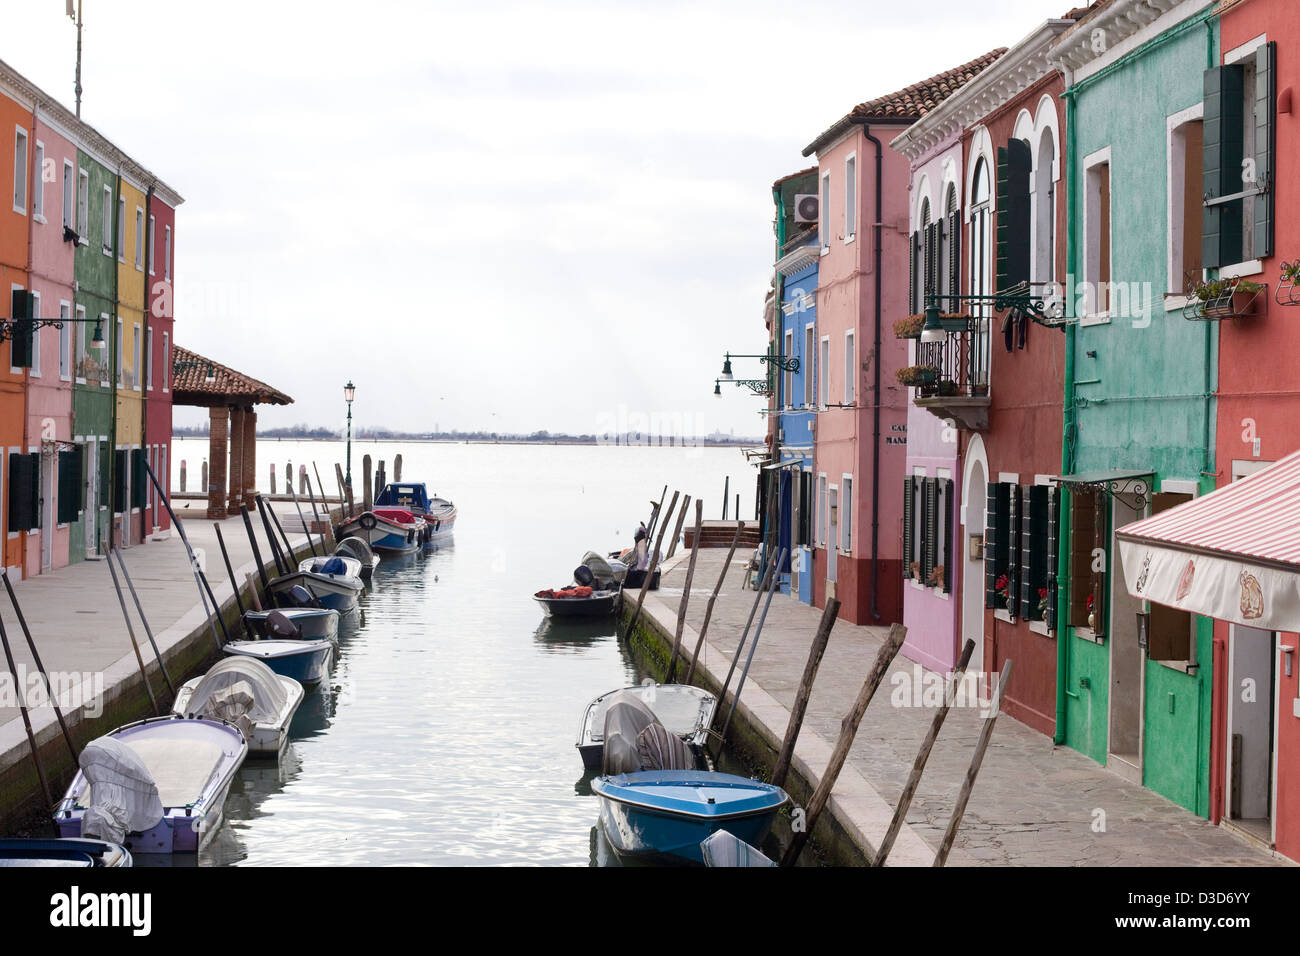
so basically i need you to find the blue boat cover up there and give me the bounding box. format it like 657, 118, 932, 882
312, 557, 348, 576
375, 483, 432, 512
593, 771, 788, 819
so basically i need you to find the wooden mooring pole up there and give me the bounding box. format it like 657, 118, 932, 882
0, 609, 58, 834
105, 557, 160, 716
626, 490, 678, 635
665, 493, 691, 560
933, 658, 1013, 868
716, 547, 786, 750
780, 622, 906, 867
1, 569, 78, 764
665, 499, 704, 683
872, 638, 975, 867
646, 484, 668, 540
684, 520, 744, 686
112, 548, 177, 695
771, 597, 840, 790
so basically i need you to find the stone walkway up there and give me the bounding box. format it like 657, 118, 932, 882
640, 550, 1283, 867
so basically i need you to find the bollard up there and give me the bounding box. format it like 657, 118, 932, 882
201, 460, 208, 495
300, 465, 308, 495
363, 455, 373, 511
180, 460, 187, 493
269, 463, 277, 494
394, 453, 402, 482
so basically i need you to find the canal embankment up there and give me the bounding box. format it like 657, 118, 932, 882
0, 498, 345, 831
626, 549, 1284, 867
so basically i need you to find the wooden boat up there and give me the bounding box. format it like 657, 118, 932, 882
172, 656, 305, 756
336, 509, 425, 554
534, 586, 619, 618
224, 638, 334, 687
0, 838, 132, 867
334, 536, 380, 577
266, 556, 364, 611
54, 717, 248, 854
374, 482, 456, 541
577, 684, 716, 772
243, 606, 340, 641
592, 770, 788, 864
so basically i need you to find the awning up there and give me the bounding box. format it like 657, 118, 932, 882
762, 457, 808, 470
1115, 451, 1300, 631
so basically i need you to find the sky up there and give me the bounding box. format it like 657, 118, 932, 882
5, 0, 1060, 438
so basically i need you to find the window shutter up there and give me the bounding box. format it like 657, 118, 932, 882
1046, 486, 1060, 630
947, 209, 961, 313
1019, 485, 1049, 620
7, 453, 33, 531
995, 139, 1031, 292
903, 477, 915, 579
1148, 603, 1191, 661
113, 450, 127, 514
1007, 485, 1021, 618
1254, 42, 1276, 260
1067, 489, 1096, 627
9, 290, 34, 368
799, 471, 811, 547
925, 222, 939, 299
1202, 65, 1245, 270
908, 231, 919, 314
57, 450, 81, 524
985, 482, 1010, 609
131, 449, 147, 509
942, 478, 954, 593
1091, 491, 1107, 638
923, 477, 938, 583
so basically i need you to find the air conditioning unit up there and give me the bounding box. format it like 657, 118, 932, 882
794, 194, 819, 224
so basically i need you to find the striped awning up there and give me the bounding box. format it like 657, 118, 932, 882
1116, 451, 1300, 631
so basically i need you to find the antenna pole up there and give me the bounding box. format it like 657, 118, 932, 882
73, 0, 83, 118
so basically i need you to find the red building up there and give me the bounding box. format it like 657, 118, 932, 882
143, 189, 179, 537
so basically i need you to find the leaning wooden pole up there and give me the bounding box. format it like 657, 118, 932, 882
780, 622, 907, 867
771, 597, 840, 790
665, 494, 691, 560
626, 490, 679, 634
143, 462, 223, 652
873, 638, 976, 867
933, 658, 1013, 868
710, 555, 776, 723
240, 504, 272, 602
1, 570, 77, 763
646, 484, 668, 540
256, 496, 287, 575
665, 499, 704, 683
112, 548, 176, 696
684, 521, 744, 686
105, 557, 160, 716
0, 610, 58, 834
288, 484, 319, 558
717, 547, 786, 749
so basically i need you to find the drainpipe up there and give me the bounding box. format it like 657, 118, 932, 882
142, 183, 154, 536
108, 167, 121, 553
851, 118, 884, 621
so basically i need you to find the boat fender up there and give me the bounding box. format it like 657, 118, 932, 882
358, 513, 378, 531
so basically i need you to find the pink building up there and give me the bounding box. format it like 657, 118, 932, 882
799, 51, 1004, 626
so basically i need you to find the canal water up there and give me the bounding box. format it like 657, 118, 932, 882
172, 438, 757, 866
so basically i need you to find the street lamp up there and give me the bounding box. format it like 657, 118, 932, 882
344, 380, 356, 488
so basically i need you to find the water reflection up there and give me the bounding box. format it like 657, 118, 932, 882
532, 616, 619, 651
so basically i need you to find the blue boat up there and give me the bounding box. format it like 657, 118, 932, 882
223, 638, 334, 687
243, 606, 340, 642
591, 770, 788, 864
0, 838, 132, 867
374, 482, 456, 541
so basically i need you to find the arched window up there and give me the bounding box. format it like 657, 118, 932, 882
1035, 129, 1057, 288
970, 157, 992, 385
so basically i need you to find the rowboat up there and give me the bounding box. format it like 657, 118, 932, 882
0, 838, 132, 867
54, 717, 248, 854
534, 587, 619, 618
374, 482, 456, 541
172, 656, 305, 756
592, 770, 789, 864
266, 556, 364, 611
243, 606, 340, 642
336, 509, 425, 554
577, 684, 716, 772
223, 637, 334, 687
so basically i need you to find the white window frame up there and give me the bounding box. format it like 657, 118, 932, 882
164, 225, 172, 281
77, 169, 89, 243
819, 171, 831, 252
132, 322, 141, 390
74, 305, 87, 383
844, 152, 857, 242
117, 196, 126, 263
819, 335, 830, 409
148, 215, 156, 275
1165, 103, 1205, 308
146, 326, 154, 390
32, 140, 44, 222
59, 300, 71, 380
98, 313, 110, 386
841, 474, 853, 554
162, 331, 170, 393
1081, 145, 1113, 325
134, 206, 144, 270
803, 324, 815, 408
817, 473, 828, 547
62, 160, 74, 230
114, 316, 123, 386
784, 329, 794, 410
843, 330, 855, 406
28, 291, 41, 377
13, 126, 27, 214
101, 185, 113, 254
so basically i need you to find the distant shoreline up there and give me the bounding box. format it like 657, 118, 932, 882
173, 434, 762, 448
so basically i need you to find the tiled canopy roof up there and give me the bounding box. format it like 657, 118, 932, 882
804, 48, 1007, 155
172, 344, 293, 408
772, 166, 818, 189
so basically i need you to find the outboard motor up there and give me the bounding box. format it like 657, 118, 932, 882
265, 609, 303, 640
573, 565, 596, 588
279, 584, 320, 610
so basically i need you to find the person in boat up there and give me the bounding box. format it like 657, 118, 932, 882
633, 524, 649, 571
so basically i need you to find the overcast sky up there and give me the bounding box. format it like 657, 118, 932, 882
6, 0, 1057, 438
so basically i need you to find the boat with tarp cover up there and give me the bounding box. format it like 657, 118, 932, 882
0, 838, 132, 867
577, 685, 715, 771
374, 482, 456, 541
266, 556, 364, 611
54, 717, 247, 854
172, 657, 305, 756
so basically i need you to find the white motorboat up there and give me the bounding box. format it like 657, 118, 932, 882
172, 656, 305, 756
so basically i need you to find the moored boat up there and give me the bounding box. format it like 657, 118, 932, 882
0, 838, 132, 867
54, 717, 248, 854
243, 606, 340, 642
172, 656, 305, 756
336, 509, 425, 554
534, 586, 619, 618
577, 684, 716, 772
267, 556, 364, 611
374, 482, 456, 541
223, 637, 334, 687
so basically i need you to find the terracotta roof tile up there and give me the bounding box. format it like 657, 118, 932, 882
172, 344, 293, 406
773, 166, 818, 189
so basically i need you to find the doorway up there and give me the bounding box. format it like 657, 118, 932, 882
83, 442, 97, 558
1226, 625, 1276, 845
963, 458, 987, 676
827, 485, 838, 592
1107, 493, 1145, 783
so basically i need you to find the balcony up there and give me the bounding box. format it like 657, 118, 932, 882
911, 315, 990, 431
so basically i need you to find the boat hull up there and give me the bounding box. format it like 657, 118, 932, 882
337, 514, 422, 553
172, 674, 305, 757
268, 571, 363, 612
243, 607, 340, 641
535, 591, 618, 618
0, 838, 132, 867
224, 640, 334, 687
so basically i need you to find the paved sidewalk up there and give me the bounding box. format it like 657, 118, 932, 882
640, 550, 1283, 867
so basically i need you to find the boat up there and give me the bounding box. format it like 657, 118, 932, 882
591, 770, 789, 864
223, 637, 334, 687
171, 656, 305, 756
54, 717, 248, 854
577, 684, 716, 772
335, 535, 380, 577
243, 605, 340, 641
266, 555, 364, 611
534, 586, 619, 618
700, 829, 776, 867
336, 509, 425, 554
580, 550, 628, 587
0, 838, 132, 867
374, 482, 456, 541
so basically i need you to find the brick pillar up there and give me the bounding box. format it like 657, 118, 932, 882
207, 406, 229, 519
243, 408, 257, 506
227, 407, 246, 514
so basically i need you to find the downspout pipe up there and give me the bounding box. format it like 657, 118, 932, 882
851, 118, 884, 621
142, 184, 154, 536
108, 167, 121, 553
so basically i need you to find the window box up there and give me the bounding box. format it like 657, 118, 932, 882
894, 315, 925, 339
896, 365, 939, 387
1182, 278, 1265, 321
1276, 260, 1300, 307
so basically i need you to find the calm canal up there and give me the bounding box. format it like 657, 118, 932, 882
171, 438, 757, 866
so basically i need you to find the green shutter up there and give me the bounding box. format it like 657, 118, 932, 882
57, 450, 81, 525
903, 477, 915, 580
131, 449, 147, 510
923, 477, 938, 583
941, 478, 954, 594
1202, 65, 1246, 269
986, 482, 1011, 609
996, 139, 1031, 292
1254, 42, 1276, 260
908, 231, 919, 314
1020, 485, 1049, 621
1046, 486, 1060, 631
113, 450, 127, 514
925, 222, 940, 300
1007, 485, 1021, 618
9, 290, 34, 369
947, 209, 961, 313
7, 453, 36, 531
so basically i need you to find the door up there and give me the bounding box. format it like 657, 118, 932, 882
41, 448, 54, 570
1227, 625, 1276, 845
827, 486, 838, 586
83, 442, 97, 558
1107, 492, 1145, 783
963, 459, 987, 675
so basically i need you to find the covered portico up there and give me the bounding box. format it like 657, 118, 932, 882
171, 345, 293, 518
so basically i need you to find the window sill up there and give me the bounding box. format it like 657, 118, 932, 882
994, 608, 1016, 624
101, 247, 113, 258
33, 214, 46, 225
60, 374, 71, 382
1072, 626, 1105, 645
844, 234, 856, 245
1154, 657, 1198, 675
1079, 311, 1111, 327
1219, 260, 1263, 280
1029, 620, 1053, 638
1164, 294, 1192, 312
820, 247, 830, 257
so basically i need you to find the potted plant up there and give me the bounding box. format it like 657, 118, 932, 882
896, 365, 939, 387
994, 573, 1009, 608
927, 565, 945, 590
1185, 277, 1265, 320
909, 560, 922, 582
894, 315, 926, 339
1277, 260, 1300, 307
1086, 593, 1095, 630
936, 379, 960, 397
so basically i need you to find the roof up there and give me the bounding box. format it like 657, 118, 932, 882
171, 344, 293, 408
803, 49, 1008, 156
772, 167, 818, 190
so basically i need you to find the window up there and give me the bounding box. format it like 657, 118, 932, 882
98, 313, 110, 384
803, 326, 814, 407
101, 186, 112, 253
784, 330, 794, 409
162, 331, 170, 392
32, 141, 44, 221
844, 330, 854, 405
819, 336, 829, 407
1169, 113, 1204, 294
63, 161, 74, 230
164, 225, 172, 280
117, 196, 126, 262
28, 292, 41, 375
148, 215, 155, 274
942, 183, 961, 312
797, 471, 811, 546
1144, 493, 1196, 663
132, 323, 141, 389
1034, 131, 1057, 288
996, 137, 1032, 292
77, 170, 89, 240
134, 208, 144, 269
1083, 150, 1111, 317
1065, 488, 1106, 635
74, 305, 87, 381
1203, 41, 1275, 269
115, 317, 123, 385
14, 127, 28, 213
146, 327, 153, 390
902, 473, 953, 592
841, 476, 852, 553
59, 302, 71, 380
844, 154, 856, 239
819, 172, 830, 250
817, 474, 827, 546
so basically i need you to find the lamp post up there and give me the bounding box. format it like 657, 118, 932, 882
344, 380, 356, 489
